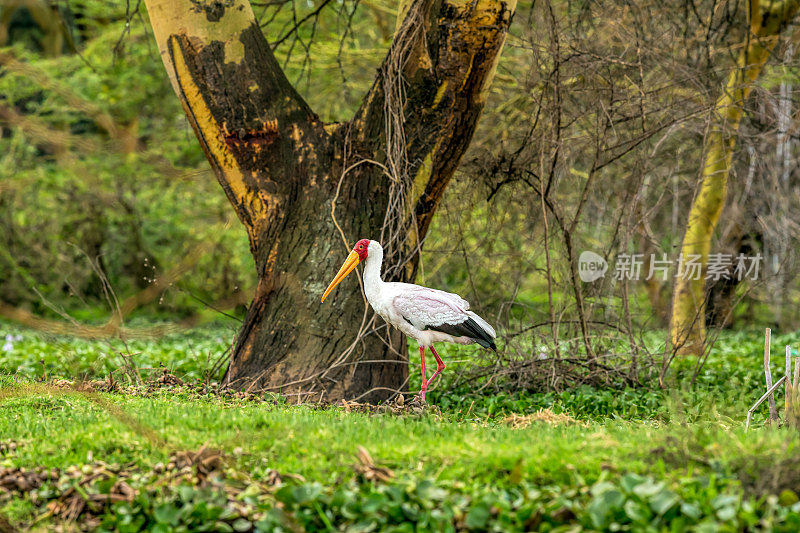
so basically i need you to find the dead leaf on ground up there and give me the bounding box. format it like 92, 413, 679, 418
0, 441, 19, 456
0, 466, 58, 493
168, 445, 224, 480
0, 445, 311, 530
503, 408, 580, 428
264, 468, 305, 488
156, 368, 184, 386
354, 446, 393, 482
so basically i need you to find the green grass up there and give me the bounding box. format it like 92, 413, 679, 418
2, 323, 800, 530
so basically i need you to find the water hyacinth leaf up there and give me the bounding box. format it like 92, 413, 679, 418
153, 503, 182, 525
632, 479, 665, 499
681, 501, 703, 520
464, 501, 491, 529
649, 489, 680, 515
621, 473, 647, 493
624, 499, 649, 522
232, 518, 251, 532
780, 490, 799, 506
711, 494, 739, 510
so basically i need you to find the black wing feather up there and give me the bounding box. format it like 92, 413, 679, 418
424, 318, 497, 351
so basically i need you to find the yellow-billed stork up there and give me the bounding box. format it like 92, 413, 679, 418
321, 239, 497, 402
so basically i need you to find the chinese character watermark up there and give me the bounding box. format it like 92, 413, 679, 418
647, 254, 671, 281
578, 252, 763, 282
615, 254, 644, 280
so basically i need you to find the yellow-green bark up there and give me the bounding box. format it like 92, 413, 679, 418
671, 0, 799, 355
145, 0, 272, 246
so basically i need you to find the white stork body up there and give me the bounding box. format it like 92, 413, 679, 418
321, 239, 496, 402
362, 241, 496, 350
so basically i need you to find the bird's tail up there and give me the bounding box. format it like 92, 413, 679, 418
467, 311, 496, 338
466, 311, 497, 351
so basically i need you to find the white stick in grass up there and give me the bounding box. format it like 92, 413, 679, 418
793, 355, 799, 389
765, 328, 779, 421
787, 346, 793, 419
747, 375, 787, 429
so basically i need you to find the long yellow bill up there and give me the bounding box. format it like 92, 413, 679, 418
321, 250, 360, 302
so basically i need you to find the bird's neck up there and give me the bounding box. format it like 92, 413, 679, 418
362, 248, 384, 305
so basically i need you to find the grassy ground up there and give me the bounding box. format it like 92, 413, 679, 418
2, 323, 800, 531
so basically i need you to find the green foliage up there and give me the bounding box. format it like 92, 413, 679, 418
416, 329, 781, 423
37, 469, 800, 531
430, 381, 665, 420
0, 321, 236, 381
100, 484, 241, 533
3, 376, 800, 531
0, 321, 791, 425
1, 327, 799, 530
282, 472, 800, 531
0, 16, 251, 315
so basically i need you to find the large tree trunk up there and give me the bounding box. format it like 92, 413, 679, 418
670, 0, 798, 356
144, 0, 516, 401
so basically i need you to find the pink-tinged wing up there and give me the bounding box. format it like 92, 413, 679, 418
392, 286, 470, 329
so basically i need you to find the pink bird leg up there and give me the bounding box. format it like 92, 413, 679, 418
419, 346, 428, 401
418, 346, 446, 402
427, 345, 446, 385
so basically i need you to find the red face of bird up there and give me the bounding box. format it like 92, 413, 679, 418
321, 239, 370, 303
